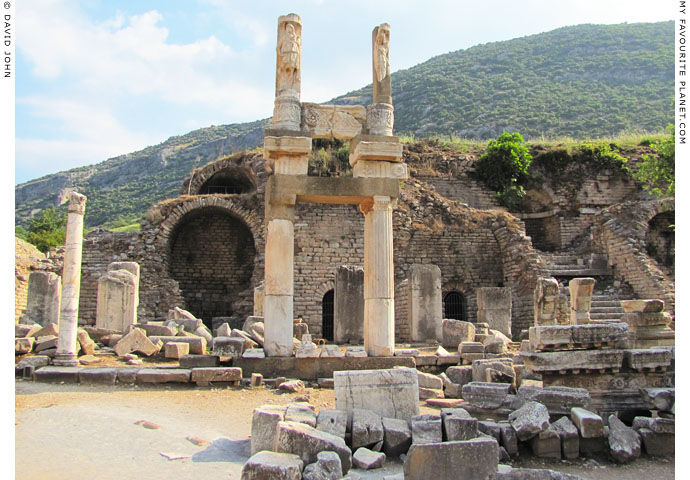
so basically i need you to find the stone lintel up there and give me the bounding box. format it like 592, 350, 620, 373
521, 349, 625, 373
349, 140, 403, 167
264, 135, 312, 157
267, 175, 399, 206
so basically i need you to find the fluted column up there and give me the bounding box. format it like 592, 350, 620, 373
361, 195, 395, 356
54, 192, 86, 366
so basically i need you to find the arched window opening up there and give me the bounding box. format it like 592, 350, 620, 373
198, 170, 254, 195
444, 291, 466, 321
322, 289, 335, 341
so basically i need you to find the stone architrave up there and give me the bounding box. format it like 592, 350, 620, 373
54, 192, 86, 367
361, 196, 396, 356
534, 277, 560, 326
273, 14, 302, 130
334, 368, 419, 421
569, 278, 595, 325
301, 103, 366, 140
264, 219, 295, 357
253, 282, 264, 316
24, 271, 61, 326
96, 265, 139, 332
334, 266, 364, 344
476, 287, 512, 338
408, 264, 442, 343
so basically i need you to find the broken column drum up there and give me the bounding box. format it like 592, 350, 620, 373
54, 192, 87, 367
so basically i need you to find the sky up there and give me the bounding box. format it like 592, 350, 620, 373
12, 0, 676, 185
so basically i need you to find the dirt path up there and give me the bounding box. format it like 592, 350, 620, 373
15, 380, 675, 479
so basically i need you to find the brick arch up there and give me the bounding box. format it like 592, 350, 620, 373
181, 156, 258, 196
315, 280, 335, 301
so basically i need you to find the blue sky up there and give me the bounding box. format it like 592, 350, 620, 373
14, 0, 675, 185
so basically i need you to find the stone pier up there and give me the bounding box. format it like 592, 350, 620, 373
24, 271, 61, 326
54, 192, 86, 367
96, 262, 140, 332
408, 264, 442, 342
476, 287, 512, 338
569, 278, 595, 325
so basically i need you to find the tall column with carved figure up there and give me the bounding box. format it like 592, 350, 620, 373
361, 195, 395, 356
368, 23, 394, 136
272, 13, 302, 131
54, 192, 87, 366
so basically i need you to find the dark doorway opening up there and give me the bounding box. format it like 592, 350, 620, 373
444, 291, 467, 321
322, 289, 335, 341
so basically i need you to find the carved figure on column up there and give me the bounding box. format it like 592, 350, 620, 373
372, 23, 392, 105
272, 14, 303, 130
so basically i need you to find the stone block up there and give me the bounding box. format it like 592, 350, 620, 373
116, 368, 140, 384
34, 336, 58, 352
243, 348, 266, 358
16, 356, 50, 370
251, 373, 263, 387
403, 437, 499, 480
407, 265, 443, 342
637, 428, 674, 456
478, 420, 502, 442
295, 335, 320, 358
529, 425, 561, 458
178, 354, 220, 368
15, 323, 41, 338
607, 415, 640, 463
319, 345, 343, 358
136, 368, 191, 384
520, 349, 624, 373
15, 337, 34, 354
251, 405, 287, 455
414, 354, 435, 365
114, 328, 158, 357
164, 342, 189, 359
439, 373, 462, 399
623, 348, 672, 370
476, 287, 512, 338
441, 408, 477, 441
382, 417, 412, 456
472, 358, 515, 385
411, 414, 442, 444
344, 346, 367, 358
279, 380, 304, 393
96, 268, 138, 331
442, 319, 475, 349
528, 326, 572, 351
316, 409, 347, 439
462, 382, 511, 409
620, 299, 665, 313
517, 386, 591, 415
212, 336, 246, 358
508, 401, 549, 441
216, 322, 232, 337
484, 333, 510, 354
34, 366, 82, 383
352, 447, 385, 470
534, 277, 559, 326
419, 387, 443, 400
78, 368, 118, 385
632, 416, 674, 434
568, 278, 595, 324
231, 329, 259, 349
334, 368, 419, 421
351, 408, 384, 449
191, 367, 241, 386
499, 422, 518, 456
241, 451, 303, 480
24, 271, 61, 326
640, 387, 675, 412
148, 335, 206, 355
570, 408, 604, 438
31, 323, 59, 338
335, 266, 365, 344
551, 416, 579, 459
168, 307, 203, 332
460, 341, 484, 354
621, 311, 671, 328
274, 421, 352, 473
571, 323, 628, 345
417, 371, 443, 390
77, 330, 97, 356
302, 451, 342, 480
285, 402, 317, 428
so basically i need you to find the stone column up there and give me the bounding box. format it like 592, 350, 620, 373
361, 195, 395, 356
54, 192, 86, 366
263, 218, 295, 356
569, 277, 595, 325
272, 14, 302, 131
368, 23, 394, 136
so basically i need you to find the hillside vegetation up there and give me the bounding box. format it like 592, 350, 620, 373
15, 21, 673, 230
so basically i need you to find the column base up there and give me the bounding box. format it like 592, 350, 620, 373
52, 352, 78, 367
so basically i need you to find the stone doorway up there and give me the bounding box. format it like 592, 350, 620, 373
322, 289, 334, 341
168, 206, 256, 327
443, 291, 467, 321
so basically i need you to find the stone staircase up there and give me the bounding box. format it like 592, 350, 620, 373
544, 252, 612, 278
558, 287, 633, 323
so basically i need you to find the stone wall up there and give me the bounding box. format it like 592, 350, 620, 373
415, 175, 502, 210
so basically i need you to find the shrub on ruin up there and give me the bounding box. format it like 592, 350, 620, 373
475, 132, 532, 208
634, 124, 675, 197
26, 207, 66, 253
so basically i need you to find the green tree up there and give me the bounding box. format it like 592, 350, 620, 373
26, 207, 67, 253
634, 125, 675, 197
475, 132, 533, 208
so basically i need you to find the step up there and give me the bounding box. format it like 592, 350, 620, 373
589, 312, 625, 320
589, 306, 624, 314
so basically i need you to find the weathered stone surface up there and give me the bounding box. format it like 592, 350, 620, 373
551, 416, 579, 459
445, 366, 473, 388
191, 367, 242, 386
319, 345, 343, 358
96, 267, 138, 332
639, 387, 674, 412
620, 299, 665, 313
334, 368, 419, 421
439, 372, 462, 399
393, 348, 419, 357
403, 438, 499, 480
607, 415, 640, 463
167, 307, 203, 332
344, 346, 367, 358
302, 451, 342, 480
484, 334, 510, 355
418, 387, 443, 400
251, 373, 264, 387
472, 358, 515, 385
15, 337, 34, 354
534, 277, 560, 326
164, 341, 189, 359
78, 367, 118, 385
335, 266, 365, 344
316, 410, 347, 439
517, 386, 591, 415
16, 323, 41, 338
296, 334, 320, 358
623, 348, 671, 370
31, 323, 59, 338
241, 451, 304, 480
251, 405, 287, 455
460, 341, 484, 354
478, 420, 502, 442
408, 264, 443, 342
274, 421, 353, 473
34, 336, 58, 352
382, 417, 411, 457
231, 329, 259, 349
529, 326, 572, 351
212, 336, 246, 358
24, 271, 61, 327
115, 367, 140, 383
148, 335, 206, 354
34, 366, 83, 383
178, 354, 220, 368
442, 319, 475, 349
569, 278, 595, 325
632, 416, 674, 434
16, 356, 50, 370
571, 323, 628, 345
529, 425, 561, 458
244, 348, 266, 358
279, 379, 304, 393
491, 467, 582, 479
520, 350, 624, 373
77, 329, 97, 356
637, 428, 674, 456
351, 409, 384, 449
411, 414, 442, 445
352, 447, 385, 470
508, 401, 549, 441
114, 328, 159, 357
417, 371, 443, 390
441, 408, 477, 441
462, 382, 511, 409
476, 287, 512, 338
285, 402, 317, 428
216, 322, 232, 337
498, 422, 518, 456
426, 398, 462, 408
570, 408, 604, 438
136, 368, 191, 383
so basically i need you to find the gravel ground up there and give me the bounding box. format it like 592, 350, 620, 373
15, 380, 675, 479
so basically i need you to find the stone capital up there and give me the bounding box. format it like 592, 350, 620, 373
67, 192, 87, 215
